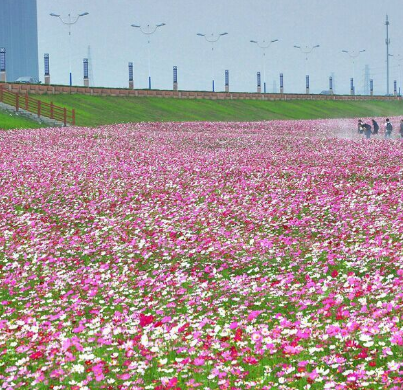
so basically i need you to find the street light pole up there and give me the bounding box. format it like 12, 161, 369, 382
342, 49, 365, 94
131, 23, 166, 90
50, 12, 89, 86
396, 54, 403, 96
250, 39, 279, 93
197, 32, 228, 92
294, 44, 320, 93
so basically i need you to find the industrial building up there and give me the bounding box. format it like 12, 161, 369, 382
0, 0, 39, 82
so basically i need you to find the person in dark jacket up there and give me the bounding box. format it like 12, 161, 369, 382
385, 118, 393, 139
372, 119, 379, 135
400, 119, 403, 139
362, 122, 372, 139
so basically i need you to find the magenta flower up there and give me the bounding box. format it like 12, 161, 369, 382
193, 357, 205, 366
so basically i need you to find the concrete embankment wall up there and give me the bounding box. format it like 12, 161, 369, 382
1, 82, 400, 102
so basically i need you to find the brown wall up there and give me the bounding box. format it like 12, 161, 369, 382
1, 82, 401, 102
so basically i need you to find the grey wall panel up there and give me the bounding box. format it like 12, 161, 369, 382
0, 0, 39, 81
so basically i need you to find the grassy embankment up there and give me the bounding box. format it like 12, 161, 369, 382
1, 94, 403, 129
0, 110, 43, 130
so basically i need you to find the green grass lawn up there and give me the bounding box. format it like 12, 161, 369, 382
32, 95, 403, 127
2, 94, 403, 129
0, 110, 43, 130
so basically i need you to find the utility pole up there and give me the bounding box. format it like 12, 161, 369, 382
294, 44, 320, 94
364, 65, 370, 95
131, 23, 166, 90
50, 12, 90, 86
87, 45, 94, 87
331, 72, 336, 94
395, 54, 403, 96
342, 49, 365, 95
386, 15, 390, 95
250, 39, 279, 93
197, 32, 228, 92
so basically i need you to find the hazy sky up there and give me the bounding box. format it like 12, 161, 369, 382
37, 0, 403, 94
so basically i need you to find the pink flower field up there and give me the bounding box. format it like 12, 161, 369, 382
0, 119, 403, 390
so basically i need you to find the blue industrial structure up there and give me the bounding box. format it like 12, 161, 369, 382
0, 48, 5, 72
83, 58, 89, 80
44, 54, 50, 76
128, 62, 134, 82
173, 66, 178, 84
0, 0, 39, 82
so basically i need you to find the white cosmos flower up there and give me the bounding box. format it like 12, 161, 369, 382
190, 339, 199, 347
141, 334, 149, 346
387, 361, 400, 371
71, 364, 84, 373
261, 328, 270, 336
16, 358, 29, 366
359, 334, 372, 342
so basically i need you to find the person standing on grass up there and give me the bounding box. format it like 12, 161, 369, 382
400, 119, 403, 140
385, 118, 393, 139
372, 119, 379, 135
362, 122, 372, 139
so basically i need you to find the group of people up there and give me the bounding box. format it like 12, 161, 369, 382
358, 118, 403, 139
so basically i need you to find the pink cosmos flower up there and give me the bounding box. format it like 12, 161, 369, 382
139, 313, 154, 327
391, 332, 403, 346
251, 332, 262, 342
247, 310, 262, 322
92, 364, 104, 381
193, 357, 205, 366
243, 356, 258, 365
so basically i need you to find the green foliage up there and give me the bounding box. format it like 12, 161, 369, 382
0, 110, 44, 130
3, 93, 403, 129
